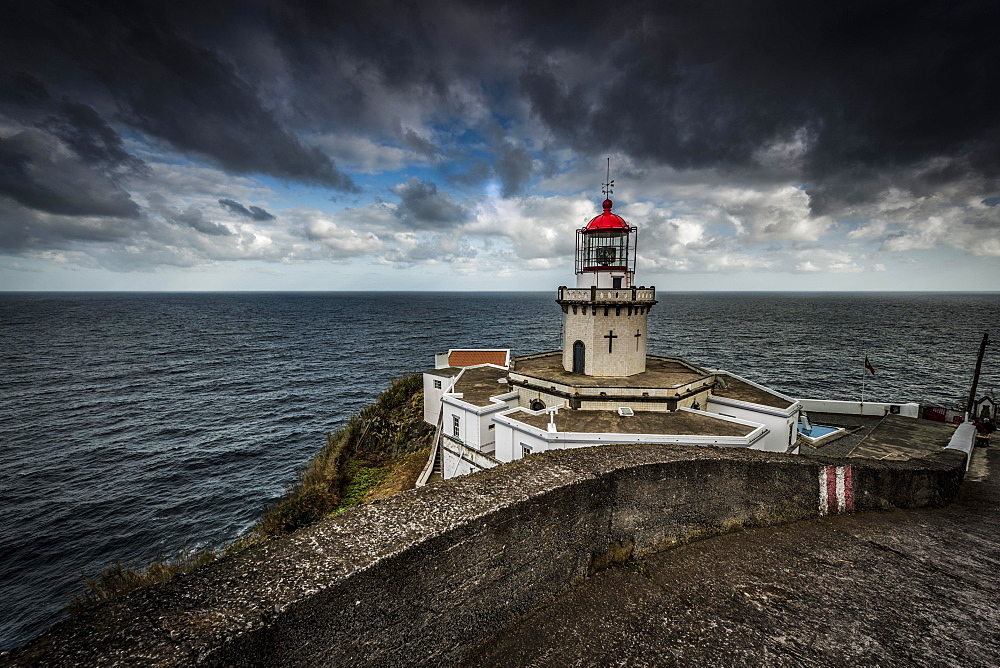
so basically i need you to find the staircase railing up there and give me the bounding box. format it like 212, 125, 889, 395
415, 404, 444, 487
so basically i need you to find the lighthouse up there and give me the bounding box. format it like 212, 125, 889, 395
557, 196, 657, 377
422, 165, 805, 481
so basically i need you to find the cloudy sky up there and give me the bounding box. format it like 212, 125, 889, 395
1, 0, 998, 291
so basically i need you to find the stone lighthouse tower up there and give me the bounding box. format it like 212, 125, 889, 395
557, 192, 657, 377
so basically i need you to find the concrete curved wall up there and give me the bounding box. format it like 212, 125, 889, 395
4, 445, 965, 667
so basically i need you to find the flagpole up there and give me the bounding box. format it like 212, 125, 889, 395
861, 347, 866, 406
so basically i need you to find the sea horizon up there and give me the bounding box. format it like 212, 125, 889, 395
3, 289, 1000, 295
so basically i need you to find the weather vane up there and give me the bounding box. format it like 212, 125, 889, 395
601, 157, 614, 199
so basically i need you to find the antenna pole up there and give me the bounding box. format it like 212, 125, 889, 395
966, 331, 990, 420
861, 347, 866, 406
601, 157, 614, 199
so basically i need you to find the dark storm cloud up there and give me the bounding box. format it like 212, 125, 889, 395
0, 74, 144, 218
513, 0, 1000, 210
0, 130, 141, 218
0, 1, 356, 193
0, 198, 134, 251
392, 178, 470, 229
398, 126, 438, 158
41, 101, 147, 177
218, 198, 276, 221
2, 0, 998, 265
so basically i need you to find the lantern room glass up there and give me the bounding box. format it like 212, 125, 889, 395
581, 230, 630, 271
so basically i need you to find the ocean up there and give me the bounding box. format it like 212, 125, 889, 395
1, 291, 998, 650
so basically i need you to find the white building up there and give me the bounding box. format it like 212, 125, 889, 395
421, 195, 805, 481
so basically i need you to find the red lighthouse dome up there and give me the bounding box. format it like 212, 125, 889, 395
583, 199, 630, 232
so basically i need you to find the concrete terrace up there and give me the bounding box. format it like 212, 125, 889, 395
800, 413, 958, 460
514, 408, 754, 437
467, 446, 999, 667
512, 352, 710, 388
713, 373, 794, 409
451, 366, 510, 407
424, 366, 463, 377
848, 414, 958, 460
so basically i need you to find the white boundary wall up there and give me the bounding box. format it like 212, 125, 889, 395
944, 421, 977, 470
493, 407, 768, 463
797, 398, 920, 418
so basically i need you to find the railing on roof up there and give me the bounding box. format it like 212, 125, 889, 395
557, 286, 656, 303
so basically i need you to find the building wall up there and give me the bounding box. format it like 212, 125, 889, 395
513, 385, 713, 414
706, 396, 799, 452
516, 387, 570, 410
561, 304, 649, 376
443, 398, 482, 450
574, 270, 633, 288
442, 392, 519, 454
422, 373, 455, 425
574, 398, 671, 412
441, 437, 500, 478
479, 393, 518, 452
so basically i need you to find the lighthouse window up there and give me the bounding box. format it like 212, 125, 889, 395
452, 415, 460, 438
613, 277, 622, 289
582, 230, 630, 272
596, 246, 616, 266
433, 379, 442, 389
520, 443, 533, 458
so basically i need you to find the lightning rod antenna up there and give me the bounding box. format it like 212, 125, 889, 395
601, 157, 614, 199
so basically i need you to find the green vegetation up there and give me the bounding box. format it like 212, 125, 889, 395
67, 374, 434, 615
334, 463, 390, 513
251, 372, 432, 538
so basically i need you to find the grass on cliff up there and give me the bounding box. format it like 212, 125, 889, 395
67, 373, 435, 615
251, 372, 433, 538
67, 549, 217, 615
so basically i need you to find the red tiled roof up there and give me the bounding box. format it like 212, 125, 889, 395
448, 350, 508, 367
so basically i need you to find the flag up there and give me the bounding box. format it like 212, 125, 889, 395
865, 356, 876, 375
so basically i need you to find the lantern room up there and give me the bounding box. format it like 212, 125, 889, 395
574, 199, 637, 289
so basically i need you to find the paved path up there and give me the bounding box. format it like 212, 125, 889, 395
467, 448, 1000, 666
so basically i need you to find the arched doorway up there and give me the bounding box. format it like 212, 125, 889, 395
573, 340, 585, 374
